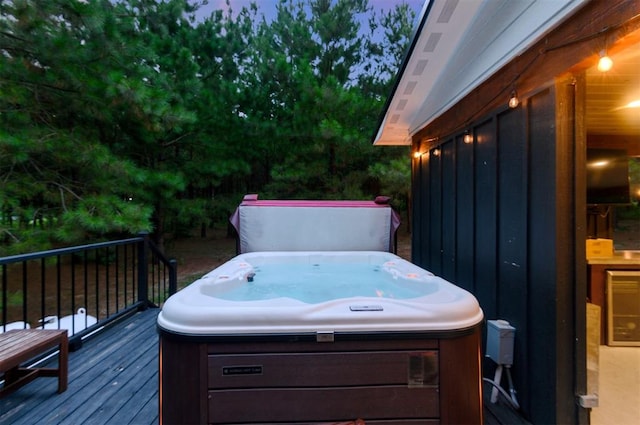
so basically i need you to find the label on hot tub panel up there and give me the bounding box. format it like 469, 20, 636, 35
222, 365, 263, 376
408, 352, 439, 388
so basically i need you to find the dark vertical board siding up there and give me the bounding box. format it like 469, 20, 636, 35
456, 136, 475, 293
429, 149, 443, 274
496, 107, 531, 417
474, 120, 498, 320
441, 140, 456, 282
411, 84, 580, 423
411, 157, 423, 265
555, 78, 585, 425
571, 74, 590, 425
418, 154, 431, 267
526, 88, 558, 424
496, 107, 529, 359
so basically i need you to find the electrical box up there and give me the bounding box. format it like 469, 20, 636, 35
486, 320, 515, 365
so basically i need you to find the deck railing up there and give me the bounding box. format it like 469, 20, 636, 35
0, 232, 177, 350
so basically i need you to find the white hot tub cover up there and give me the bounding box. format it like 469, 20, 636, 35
229, 195, 401, 253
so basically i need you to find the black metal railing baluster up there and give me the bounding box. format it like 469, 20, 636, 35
83, 251, 89, 325
164, 261, 169, 298
95, 248, 100, 321
132, 244, 137, 308
151, 256, 157, 305
115, 246, 120, 311
22, 261, 27, 329
56, 255, 61, 331
159, 258, 163, 299
169, 259, 177, 297
124, 244, 129, 307
99, 248, 108, 317
2, 264, 7, 332
71, 253, 76, 336
41, 257, 46, 331
108, 247, 112, 312
137, 233, 148, 309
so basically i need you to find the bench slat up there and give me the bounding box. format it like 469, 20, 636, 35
0, 329, 68, 397
0, 330, 64, 369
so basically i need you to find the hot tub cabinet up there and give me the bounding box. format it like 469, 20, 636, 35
159, 326, 482, 424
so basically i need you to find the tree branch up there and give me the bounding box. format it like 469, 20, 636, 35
0, 30, 28, 42
0, 77, 81, 94
46, 182, 83, 213
162, 132, 193, 147
2, 229, 21, 243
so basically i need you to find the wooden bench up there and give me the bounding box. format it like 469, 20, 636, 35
0, 329, 68, 397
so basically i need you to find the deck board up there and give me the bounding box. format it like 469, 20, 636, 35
0, 309, 160, 425
482, 381, 532, 425
1, 307, 530, 425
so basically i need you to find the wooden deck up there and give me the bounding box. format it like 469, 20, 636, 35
1, 308, 530, 425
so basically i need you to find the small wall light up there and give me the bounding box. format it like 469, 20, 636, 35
508, 91, 519, 109
432, 148, 441, 157
624, 100, 640, 109
597, 50, 613, 72
413, 151, 423, 159
463, 131, 473, 144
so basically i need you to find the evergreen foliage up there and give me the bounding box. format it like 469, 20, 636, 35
0, 0, 414, 254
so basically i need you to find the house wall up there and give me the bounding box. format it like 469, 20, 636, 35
412, 86, 576, 423
410, 1, 640, 424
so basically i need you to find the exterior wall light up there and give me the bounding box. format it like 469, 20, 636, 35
597, 50, 613, 72
508, 91, 519, 109
624, 100, 640, 109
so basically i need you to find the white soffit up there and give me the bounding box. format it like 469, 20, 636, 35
374, 0, 588, 146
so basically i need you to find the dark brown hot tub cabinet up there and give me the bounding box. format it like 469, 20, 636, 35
158, 325, 483, 425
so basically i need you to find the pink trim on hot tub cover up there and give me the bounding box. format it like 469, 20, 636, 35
236, 194, 393, 208
229, 195, 401, 253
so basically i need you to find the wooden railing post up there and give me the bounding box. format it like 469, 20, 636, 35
137, 232, 149, 310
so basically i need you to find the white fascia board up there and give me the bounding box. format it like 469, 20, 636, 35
374, 0, 588, 146
409, 0, 588, 135
375, 0, 482, 145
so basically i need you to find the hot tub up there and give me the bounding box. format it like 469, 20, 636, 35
158, 251, 484, 424
158, 251, 482, 335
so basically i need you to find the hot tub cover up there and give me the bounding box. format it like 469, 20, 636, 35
229, 195, 401, 253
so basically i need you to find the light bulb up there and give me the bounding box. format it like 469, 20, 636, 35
463, 132, 473, 144
508, 91, 519, 108
624, 100, 640, 109
597, 51, 613, 72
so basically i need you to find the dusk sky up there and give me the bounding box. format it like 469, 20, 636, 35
198, 0, 425, 23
